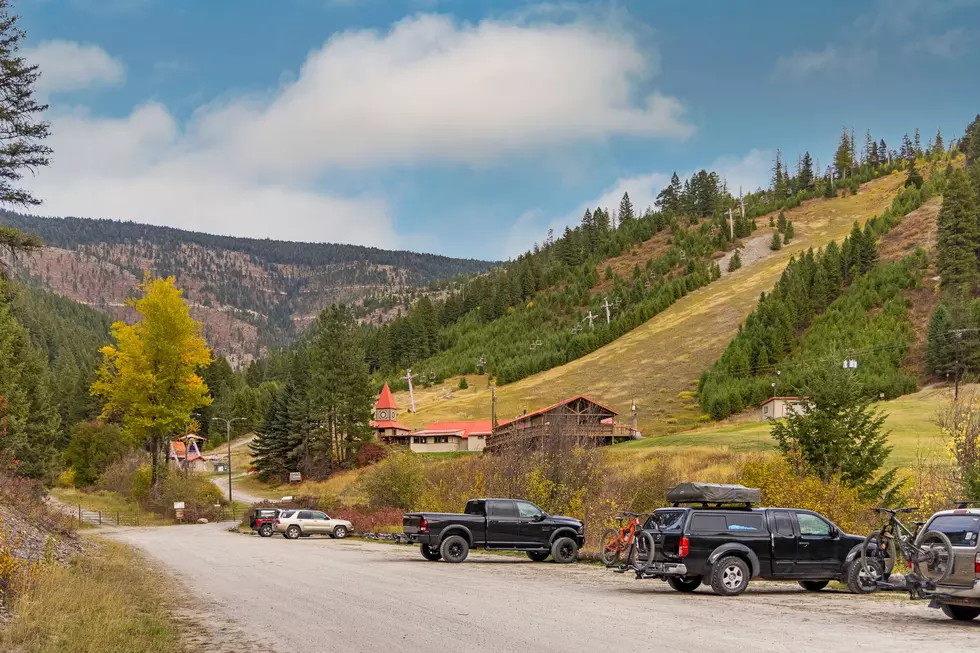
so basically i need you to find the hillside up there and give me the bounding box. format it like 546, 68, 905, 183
393, 171, 909, 434
0, 213, 496, 364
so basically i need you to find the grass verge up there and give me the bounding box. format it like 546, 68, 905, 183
0, 540, 186, 653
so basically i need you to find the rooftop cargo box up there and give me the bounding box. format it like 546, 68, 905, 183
666, 483, 761, 505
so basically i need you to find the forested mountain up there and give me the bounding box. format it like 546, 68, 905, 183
0, 213, 496, 364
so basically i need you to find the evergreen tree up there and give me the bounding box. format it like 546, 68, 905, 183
905, 158, 924, 189
784, 221, 795, 244
771, 360, 893, 496
770, 231, 783, 251
727, 248, 742, 272
914, 128, 921, 156
936, 168, 980, 290
901, 133, 915, 162
655, 173, 682, 214
798, 152, 814, 190
0, 2, 51, 207
926, 303, 956, 378
879, 139, 889, 164
776, 210, 787, 233
933, 128, 944, 157
834, 128, 853, 178
618, 192, 634, 225
772, 149, 785, 194
864, 129, 874, 165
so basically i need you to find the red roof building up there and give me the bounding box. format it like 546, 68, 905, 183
372, 382, 411, 440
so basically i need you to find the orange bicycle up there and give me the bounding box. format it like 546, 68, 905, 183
600, 512, 647, 566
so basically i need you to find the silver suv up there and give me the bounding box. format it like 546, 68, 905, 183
275, 509, 353, 540
921, 502, 980, 621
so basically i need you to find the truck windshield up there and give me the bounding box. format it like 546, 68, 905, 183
927, 514, 980, 547
464, 500, 485, 516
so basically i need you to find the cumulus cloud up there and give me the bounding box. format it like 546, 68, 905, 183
24, 40, 125, 99
24, 14, 689, 251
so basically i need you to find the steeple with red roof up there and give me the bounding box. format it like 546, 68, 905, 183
375, 382, 397, 413
372, 382, 410, 440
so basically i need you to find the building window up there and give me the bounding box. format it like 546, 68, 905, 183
434, 436, 449, 444
413, 437, 427, 444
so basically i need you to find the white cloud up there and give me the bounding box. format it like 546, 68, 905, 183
905, 28, 973, 58
504, 149, 772, 258
24, 14, 689, 251
773, 44, 877, 78
24, 40, 125, 99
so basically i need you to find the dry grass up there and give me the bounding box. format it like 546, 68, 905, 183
49, 488, 171, 526
394, 173, 907, 435
236, 468, 368, 505
0, 541, 186, 653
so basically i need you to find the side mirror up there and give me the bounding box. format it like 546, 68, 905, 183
830, 527, 840, 538
532, 514, 545, 522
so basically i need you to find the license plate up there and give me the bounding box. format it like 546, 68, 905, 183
649, 563, 666, 572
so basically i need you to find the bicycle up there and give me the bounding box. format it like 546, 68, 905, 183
859, 507, 954, 595
600, 512, 647, 566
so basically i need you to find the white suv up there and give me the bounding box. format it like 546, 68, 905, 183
275, 509, 353, 540
920, 503, 980, 621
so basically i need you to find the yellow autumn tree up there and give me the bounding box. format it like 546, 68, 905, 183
91, 275, 212, 487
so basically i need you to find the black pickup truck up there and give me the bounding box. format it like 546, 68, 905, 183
627, 483, 874, 596
403, 498, 585, 563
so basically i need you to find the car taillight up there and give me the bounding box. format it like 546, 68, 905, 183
274, 519, 280, 525
975, 553, 980, 575
679, 536, 689, 558
419, 518, 428, 533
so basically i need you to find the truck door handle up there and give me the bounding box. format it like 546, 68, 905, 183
799, 542, 809, 547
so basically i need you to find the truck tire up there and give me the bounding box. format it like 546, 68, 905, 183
941, 604, 980, 621
799, 580, 829, 592
332, 526, 349, 539
440, 535, 469, 563
285, 525, 302, 540
846, 558, 880, 594
258, 524, 273, 538
526, 551, 550, 562
710, 555, 750, 596
420, 544, 442, 561
667, 576, 702, 593
551, 537, 578, 564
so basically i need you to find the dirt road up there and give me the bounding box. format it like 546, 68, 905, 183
109, 524, 975, 652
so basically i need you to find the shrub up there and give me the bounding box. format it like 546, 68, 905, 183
145, 473, 225, 520
355, 442, 389, 467
56, 468, 75, 489
458, 377, 469, 390
359, 452, 426, 510
62, 422, 132, 488
96, 453, 148, 498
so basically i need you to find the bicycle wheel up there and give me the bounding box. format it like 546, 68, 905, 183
628, 530, 655, 574
599, 528, 624, 566
914, 530, 954, 584
859, 531, 894, 588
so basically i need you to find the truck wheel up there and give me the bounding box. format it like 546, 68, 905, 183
333, 526, 349, 539
846, 559, 880, 594
667, 576, 702, 593
420, 544, 442, 561
942, 604, 980, 621
285, 525, 301, 540
440, 535, 469, 563
258, 524, 273, 538
710, 556, 749, 596
526, 551, 550, 562
551, 537, 578, 564
799, 580, 829, 592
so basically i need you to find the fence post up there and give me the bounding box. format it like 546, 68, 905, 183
98, 511, 102, 526
116, 511, 120, 526
77, 504, 81, 526
136, 504, 139, 527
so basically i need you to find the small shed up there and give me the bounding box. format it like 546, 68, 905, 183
760, 396, 808, 420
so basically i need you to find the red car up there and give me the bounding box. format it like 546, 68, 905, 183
249, 508, 281, 537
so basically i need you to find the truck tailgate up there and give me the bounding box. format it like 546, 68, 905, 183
403, 514, 424, 535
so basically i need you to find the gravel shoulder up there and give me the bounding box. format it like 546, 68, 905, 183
108, 523, 978, 652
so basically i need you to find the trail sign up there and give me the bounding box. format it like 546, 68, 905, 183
289, 471, 302, 483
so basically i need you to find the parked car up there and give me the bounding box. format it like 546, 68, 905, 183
918, 502, 980, 621
248, 507, 281, 537
275, 509, 353, 540
630, 483, 872, 596
403, 498, 584, 563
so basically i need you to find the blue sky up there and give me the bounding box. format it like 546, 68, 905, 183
16, 0, 980, 260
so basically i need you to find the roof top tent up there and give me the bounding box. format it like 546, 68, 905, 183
666, 483, 761, 508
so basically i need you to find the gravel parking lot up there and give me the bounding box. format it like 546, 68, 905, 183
110, 524, 977, 652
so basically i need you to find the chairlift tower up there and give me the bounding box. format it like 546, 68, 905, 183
584, 310, 598, 330
602, 297, 613, 325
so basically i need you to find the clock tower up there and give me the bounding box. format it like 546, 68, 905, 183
375, 382, 398, 422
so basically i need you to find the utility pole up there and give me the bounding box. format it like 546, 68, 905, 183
210, 416, 247, 507
490, 386, 497, 431
739, 187, 745, 220
727, 208, 735, 240
584, 310, 597, 330
602, 297, 613, 325
402, 369, 417, 413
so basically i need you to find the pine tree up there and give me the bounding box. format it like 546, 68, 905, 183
784, 221, 795, 244
934, 128, 944, 157
770, 231, 783, 251
0, 2, 52, 207
905, 158, 924, 189
879, 139, 889, 164
834, 128, 853, 178
772, 149, 784, 193
728, 248, 742, 272
914, 128, 922, 156
655, 173, 682, 215
618, 192, 635, 225
936, 168, 980, 290
925, 303, 955, 378
864, 129, 874, 165
777, 210, 787, 233
798, 152, 814, 190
